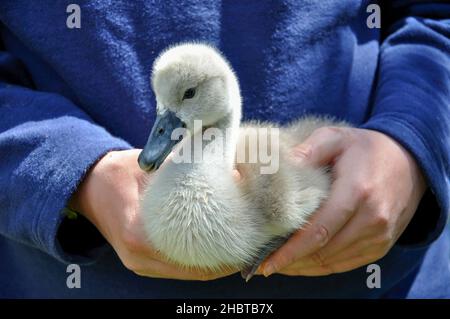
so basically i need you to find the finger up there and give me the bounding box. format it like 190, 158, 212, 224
283, 237, 375, 270
148, 258, 236, 281
278, 264, 334, 276
279, 254, 380, 277
285, 205, 382, 269
291, 127, 350, 167
118, 230, 237, 281
261, 175, 359, 276
132, 257, 237, 281
323, 241, 383, 265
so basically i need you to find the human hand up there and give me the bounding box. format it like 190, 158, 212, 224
260, 127, 426, 276
70, 149, 235, 280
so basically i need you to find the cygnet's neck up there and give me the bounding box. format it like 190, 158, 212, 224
190, 79, 241, 169
205, 77, 241, 168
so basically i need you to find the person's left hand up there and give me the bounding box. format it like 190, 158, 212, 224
259, 126, 427, 277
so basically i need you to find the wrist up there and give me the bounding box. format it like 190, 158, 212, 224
68, 151, 113, 224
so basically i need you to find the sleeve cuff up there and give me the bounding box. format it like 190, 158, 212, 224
32, 119, 131, 264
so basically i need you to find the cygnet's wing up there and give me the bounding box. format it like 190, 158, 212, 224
240, 234, 292, 282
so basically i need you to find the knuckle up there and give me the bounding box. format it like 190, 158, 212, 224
309, 127, 335, 145
335, 202, 357, 219
371, 211, 390, 230
121, 230, 144, 254
102, 155, 123, 173
353, 183, 373, 201
318, 126, 353, 143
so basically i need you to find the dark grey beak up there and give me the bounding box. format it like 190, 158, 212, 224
138, 110, 185, 172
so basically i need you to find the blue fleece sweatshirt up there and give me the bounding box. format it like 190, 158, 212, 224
0, 0, 449, 298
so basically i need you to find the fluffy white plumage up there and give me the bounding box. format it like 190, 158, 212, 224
140, 43, 346, 275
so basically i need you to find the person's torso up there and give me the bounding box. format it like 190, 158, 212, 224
0, 0, 378, 147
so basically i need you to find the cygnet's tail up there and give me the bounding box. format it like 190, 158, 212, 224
240, 234, 292, 282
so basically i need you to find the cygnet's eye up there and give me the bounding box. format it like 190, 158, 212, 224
183, 88, 196, 100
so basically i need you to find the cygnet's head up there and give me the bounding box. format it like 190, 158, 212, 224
138, 43, 241, 171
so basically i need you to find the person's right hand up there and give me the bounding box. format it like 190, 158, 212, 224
70, 149, 236, 280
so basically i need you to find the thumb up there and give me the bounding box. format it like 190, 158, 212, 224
291, 126, 349, 167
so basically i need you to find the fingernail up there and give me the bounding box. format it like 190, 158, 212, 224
263, 263, 276, 277
255, 265, 263, 275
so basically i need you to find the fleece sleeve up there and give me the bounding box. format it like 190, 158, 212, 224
0, 49, 131, 264
361, 1, 450, 246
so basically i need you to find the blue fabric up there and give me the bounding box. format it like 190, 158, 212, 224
0, 0, 449, 298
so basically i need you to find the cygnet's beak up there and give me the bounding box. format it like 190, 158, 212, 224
138, 110, 185, 172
